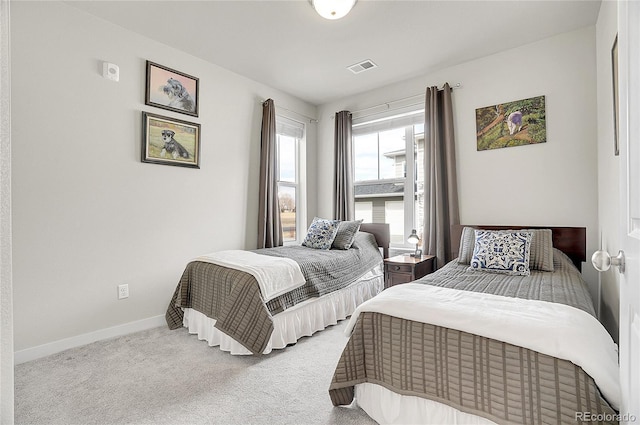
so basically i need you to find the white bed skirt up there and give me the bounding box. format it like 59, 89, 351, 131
355, 383, 498, 425
182, 265, 384, 355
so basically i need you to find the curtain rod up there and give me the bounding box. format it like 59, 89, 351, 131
261, 99, 319, 124
349, 82, 462, 116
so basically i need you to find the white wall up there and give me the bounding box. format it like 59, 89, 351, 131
596, 1, 620, 342
1, 0, 14, 420
317, 27, 603, 313
10, 1, 316, 352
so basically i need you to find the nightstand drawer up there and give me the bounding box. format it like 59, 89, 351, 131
383, 254, 436, 289
386, 264, 413, 273
386, 272, 413, 286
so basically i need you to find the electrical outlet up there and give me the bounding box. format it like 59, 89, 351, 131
118, 284, 129, 300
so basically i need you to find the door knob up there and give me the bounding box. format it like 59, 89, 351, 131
591, 250, 625, 273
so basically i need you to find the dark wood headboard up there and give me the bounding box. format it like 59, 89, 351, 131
451, 225, 587, 271
360, 223, 390, 259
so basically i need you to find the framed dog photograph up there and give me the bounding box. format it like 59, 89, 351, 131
142, 112, 200, 169
145, 61, 199, 117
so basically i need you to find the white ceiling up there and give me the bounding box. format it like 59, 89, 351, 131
67, 0, 602, 105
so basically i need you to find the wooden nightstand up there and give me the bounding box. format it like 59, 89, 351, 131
384, 254, 436, 289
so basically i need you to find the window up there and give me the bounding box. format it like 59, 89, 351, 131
355, 201, 373, 223
276, 116, 304, 243
353, 110, 424, 248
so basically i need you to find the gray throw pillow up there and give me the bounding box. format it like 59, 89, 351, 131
332, 219, 363, 250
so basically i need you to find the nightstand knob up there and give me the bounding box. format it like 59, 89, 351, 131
394, 265, 400, 271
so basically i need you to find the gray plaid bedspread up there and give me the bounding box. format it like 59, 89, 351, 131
258, 232, 382, 314
329, 250, 617, 423
165, 232, 382, 354
416, 248, 596, 317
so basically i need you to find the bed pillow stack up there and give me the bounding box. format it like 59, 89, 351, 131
468, 230, 533, 276
301, 218, 364, 250
302, 217, 340, 250
458, 226, 554, 272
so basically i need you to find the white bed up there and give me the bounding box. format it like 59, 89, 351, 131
183, 265, 383, 355
330, 225, 620, 424
166, 222, 390, 355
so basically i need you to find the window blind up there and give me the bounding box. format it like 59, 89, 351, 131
276, 116, 305, 139
352, 108, 424, 136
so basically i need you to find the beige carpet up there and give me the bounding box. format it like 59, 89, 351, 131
15, 320, 376, 425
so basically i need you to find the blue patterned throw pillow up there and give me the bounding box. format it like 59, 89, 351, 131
302, 217, 340, 250
469, 230, 533, 276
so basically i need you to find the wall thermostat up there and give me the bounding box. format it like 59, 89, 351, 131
102, 62, 119, 82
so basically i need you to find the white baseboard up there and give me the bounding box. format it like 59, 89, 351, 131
14, 315, 166, 365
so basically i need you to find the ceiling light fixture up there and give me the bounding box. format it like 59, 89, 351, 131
310, 0, 357, 20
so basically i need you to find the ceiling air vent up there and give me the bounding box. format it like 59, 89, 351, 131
347, 59, 378, 74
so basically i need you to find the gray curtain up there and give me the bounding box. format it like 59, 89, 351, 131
333, 110, 354, 221
424, 83, 459, 268
257, 99, 283, 248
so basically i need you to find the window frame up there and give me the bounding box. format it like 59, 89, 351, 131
275, 115, 305, 245
352, 110, 424, 250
